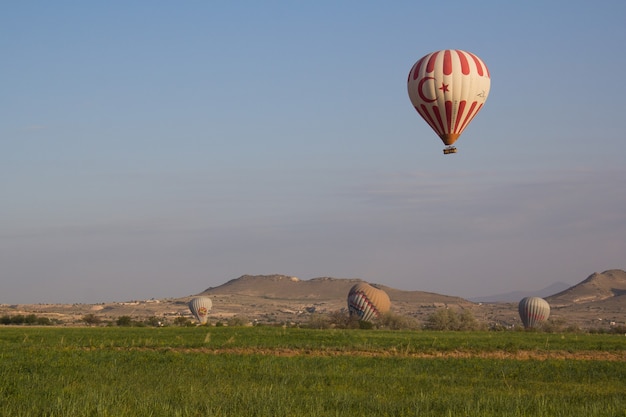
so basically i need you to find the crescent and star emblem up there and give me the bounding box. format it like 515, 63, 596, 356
417, 77, 437, 103
417, 77, 449, 102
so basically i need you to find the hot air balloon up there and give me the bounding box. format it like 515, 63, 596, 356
188, 296, 213, 325
518, 297, 550, 329
347, 283, 391, 322
407, 49, 490, 154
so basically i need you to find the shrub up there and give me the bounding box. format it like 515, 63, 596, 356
377, 312, 420, 330
227, 315, 250, 327
0, 314, 56, 326
144, 316, 164, 327
36, 317, 52, 326
327, 310, 360, 329
173, 316, 192, 327
306, 313, 331, 329
116, 316, 133, 327
24, 314, 38, 325
538, 317, 568, 333
82, 314, 102, 326
424, 308, 483, 331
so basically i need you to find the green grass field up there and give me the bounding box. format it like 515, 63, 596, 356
1, 327, 624, 416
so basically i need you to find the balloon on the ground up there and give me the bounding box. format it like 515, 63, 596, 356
188, 296, 213, 325
347, 283, 391, 322
518, 296, 550, 328
407, 49, 490, 154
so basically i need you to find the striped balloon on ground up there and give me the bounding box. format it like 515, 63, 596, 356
518, 297, 550, 329
407, 49, 490, 154
188, 296, 213, 325
347, 283, 391, 322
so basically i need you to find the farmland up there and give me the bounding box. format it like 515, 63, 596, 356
1, 327, 625, 416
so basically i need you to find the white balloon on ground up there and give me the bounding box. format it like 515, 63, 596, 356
518, 296, 550, 329
188, 296, 213, 325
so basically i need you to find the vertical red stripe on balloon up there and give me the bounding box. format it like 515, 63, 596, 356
432, 105, 446, 135
444, 100, 453, 133
463, 102, 484, 134
467, 52, 485, 77
426, 51, 439, 73
418, 104, 440, 133
456, 50, 470, 75
411, 56, 426, 81
453, 100, 467, 133
458, 101, 478, 133
443, 50, 453, 75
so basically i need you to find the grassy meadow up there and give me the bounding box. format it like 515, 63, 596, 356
1, 326, 624, 416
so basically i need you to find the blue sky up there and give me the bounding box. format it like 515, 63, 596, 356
2, 1, 625, 304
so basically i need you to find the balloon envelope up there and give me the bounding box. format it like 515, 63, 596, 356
347, 283, 391, 322
188, 296, 213, 325
518, 297, 550, 329
407, 49, 490, 148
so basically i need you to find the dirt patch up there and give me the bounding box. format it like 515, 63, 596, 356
111, 346, 626, 361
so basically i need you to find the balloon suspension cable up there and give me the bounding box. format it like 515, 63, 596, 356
443, 146, 457, 155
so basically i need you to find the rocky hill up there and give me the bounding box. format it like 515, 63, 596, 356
201, 274, 468, 304
202, 275, 362, 300
198, 274, 472, 324
547, 269, 626, 306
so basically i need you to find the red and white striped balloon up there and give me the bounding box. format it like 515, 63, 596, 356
347, 283, 391, 322
407, 49, 490, 148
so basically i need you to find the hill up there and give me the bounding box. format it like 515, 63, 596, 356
199, 274, 472, 323
547, 269, 626, 306
201, 275, 362, 300
201, 274, 468, 304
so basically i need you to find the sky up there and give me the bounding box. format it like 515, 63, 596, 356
2, 1, 625, 304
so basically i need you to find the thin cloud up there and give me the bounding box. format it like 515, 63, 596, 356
355, 168, 626, 240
